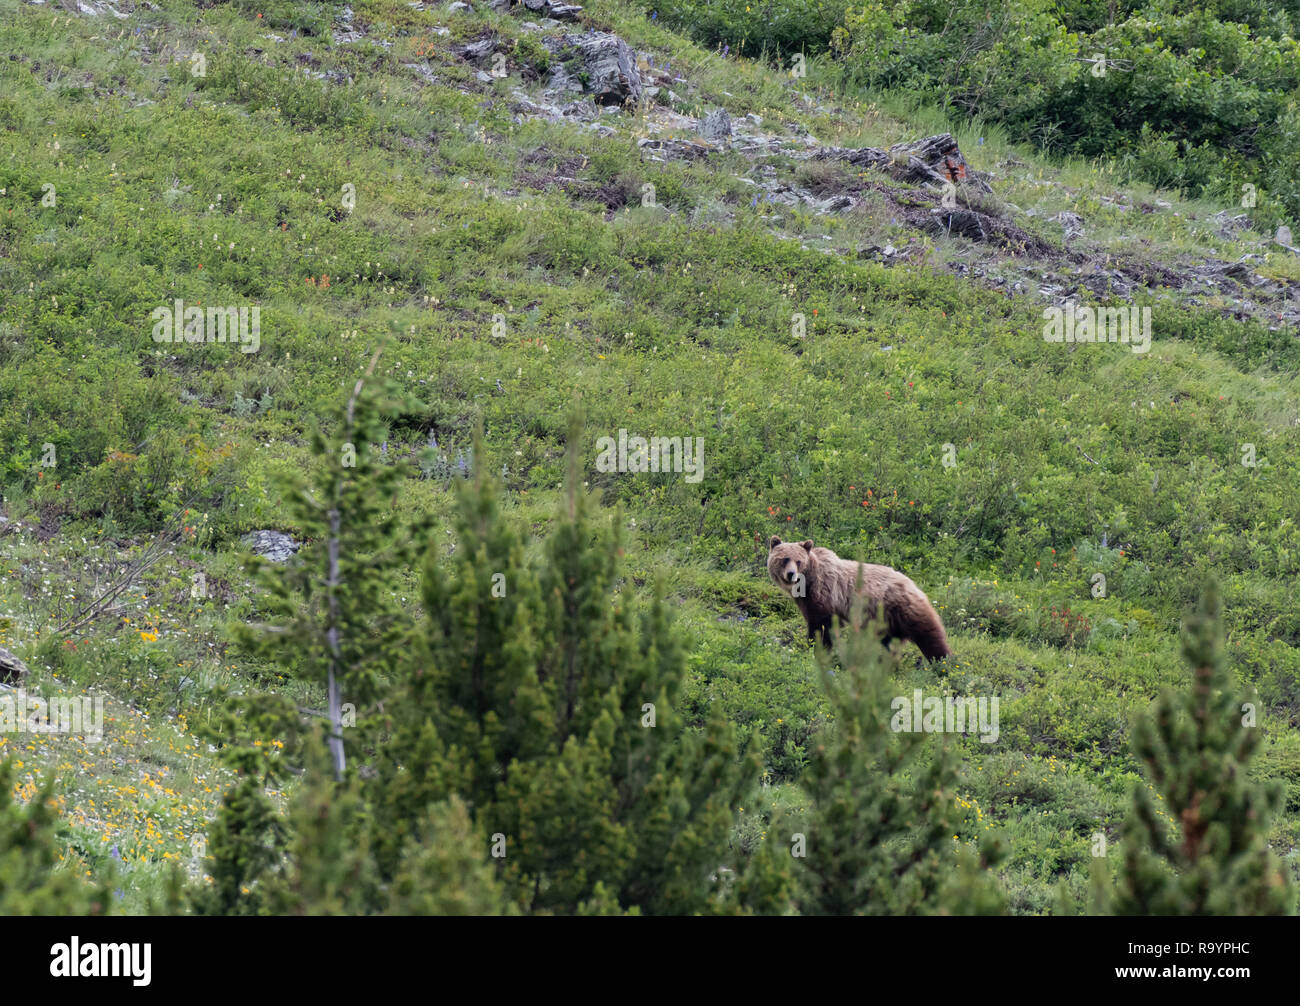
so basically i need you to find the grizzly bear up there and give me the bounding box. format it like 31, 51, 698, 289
767, 537, 952, 661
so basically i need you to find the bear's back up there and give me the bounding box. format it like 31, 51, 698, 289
813, 550, 912, 595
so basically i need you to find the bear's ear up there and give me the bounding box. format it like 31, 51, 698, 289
800, 539, 814, 551
769, 536, 782, 549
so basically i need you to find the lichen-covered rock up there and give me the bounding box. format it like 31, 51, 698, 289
814, 134, 991, 193
543, 57, 583, 96
0, 646, 29, 686
637, 136, 711, 161
811, 145, 890, 170
546, 32, 642, 106
887, 133, 992, 191
1054, 211, 1084, 241
522, 0, 584, 19
699, 108, 732, 141
243, 530, 301, 564
461, 38, 496, 65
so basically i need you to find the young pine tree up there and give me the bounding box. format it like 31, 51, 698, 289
791, 612, 1006, 915
195, 361, 431, 914
0, 760, 114, 914
1113, 580, 1295, 915
380, 418, 760, 914
229, 354, 429, 781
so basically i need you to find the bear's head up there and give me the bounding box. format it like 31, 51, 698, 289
768, 537, 815, 595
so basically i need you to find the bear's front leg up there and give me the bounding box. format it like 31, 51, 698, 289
806, 618, 833, 650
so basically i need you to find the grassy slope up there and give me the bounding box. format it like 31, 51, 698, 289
0, 0, 1297, 913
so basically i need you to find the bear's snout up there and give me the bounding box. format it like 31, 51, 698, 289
784, 568, 799, 583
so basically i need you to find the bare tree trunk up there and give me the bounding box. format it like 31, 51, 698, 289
326, 505, 346, 782
323, 339, 388, 782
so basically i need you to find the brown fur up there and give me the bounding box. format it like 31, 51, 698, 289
767, 536, 952, 661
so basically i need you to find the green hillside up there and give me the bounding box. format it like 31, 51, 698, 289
0, 0, 1297, 915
